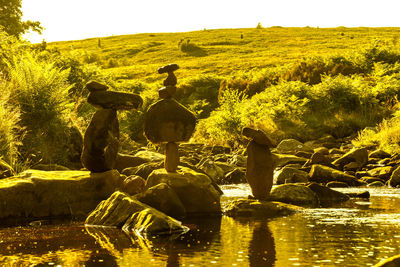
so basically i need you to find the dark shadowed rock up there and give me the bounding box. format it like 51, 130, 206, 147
369, 149, 391, 159
307, 183, 349, 206
274, 166, 309, 185
81, 109, 119, 172
326, 181, 349, 188
309, 164, 365, 186
87, 91, 143, 110
224, 198, 302, 218
121, 175, 146, 195
332, 147, 368, 169
270, 184, 319, 207
224, 168, 246, 184
242, 127, 274, 146
367, 181, 385, 187
114, 153, 149, 173
144, 98, 196, 143
165, 142, 179, 172
86, 80, 108, 92
135, 183, 186, 219
122, 161, 164, 180
367, 166, 393, 181
374, 254, 400, 267
388, 165, 400, 187
0, 159, 14, 179
246, 140, 274, 200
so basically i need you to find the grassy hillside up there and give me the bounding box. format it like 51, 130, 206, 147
49, 27, 400, 84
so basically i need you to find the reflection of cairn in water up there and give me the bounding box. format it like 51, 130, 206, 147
242, 127, 274, 200
249, 221, 276, 266
144, 64, 196, 172
81, 81, 143, 172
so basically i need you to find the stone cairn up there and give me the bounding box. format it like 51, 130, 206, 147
144, 64, 196, 172
81, 81, 143, 172
242, 127, 274, 200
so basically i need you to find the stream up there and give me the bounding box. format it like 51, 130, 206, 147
0, 185, 399, 266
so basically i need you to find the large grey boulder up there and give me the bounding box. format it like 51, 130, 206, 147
332, 147, 368, 170
307, 183, 350, 206
0, 169, 122, 220
276, 139, 312, 154
388, 165, 400, 187
145, 167, 222, 215
270, 184, 319, 207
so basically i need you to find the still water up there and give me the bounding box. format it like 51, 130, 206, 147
0, 185, 399, 266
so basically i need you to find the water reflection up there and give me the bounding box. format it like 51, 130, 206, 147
0, 186, 399, 266
248, 220, 276, 267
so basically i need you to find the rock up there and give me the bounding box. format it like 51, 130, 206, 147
367, 166, 393, 181
274, 166, 309, 185
0, 158, 14, 178
276, 139, 312, 154
146, 167, 222, 215
388, 165, 400, 187
326, 181, 349, 188
304, 151, 334, 167
158, 63, 179, 75
86, 80, 108, 92
32, 164, 70, 171
309, 164, 365, 186
314, 147, 329, 155
224, 168, 246, 184
307, 183, 349, 206
374, 254, 400, 267
134, 150, 165, 162
369, 149, 391, 159
135, 183, 186, 219
114, 153, 149, 173
228, 154, 247, 167
0, 169, 122, 221
87, 91, 143, 110
214, 162, 235, 174
367, 181, 385, 187
246, 140, 274, 200
332, 147, 368, 169
144, 98, 196, 143
158, 86, 176, 99
122, 207, 188, 236
196, 158, 225, 183
270, 184, 319, 207
345, 191, 370, 199
165, 142, 179, 172
273, 153, 308, 168
242, 127, 273, 146
329, 148, 345, 155
81, 109, 119, 172
85, 191, 188, 237
121, 161, 164, 180
361, 176, 385, 184
224, 198, 302, 218
210, 145, 231, 155
295, 151, 313, 158
122, 175, 146, 195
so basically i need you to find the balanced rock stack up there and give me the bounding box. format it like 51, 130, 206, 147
242, 127, 274, 200
144, 64, 196, 172
81, 81, 143, 172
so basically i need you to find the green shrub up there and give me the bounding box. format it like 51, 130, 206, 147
5, 53, 78, 165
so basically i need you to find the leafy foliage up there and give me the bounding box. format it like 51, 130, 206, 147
0, 0, 42, 37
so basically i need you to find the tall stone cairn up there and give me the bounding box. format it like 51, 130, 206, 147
242, 127, 274, 200
81, 81, 143, 172
144, 64, 197, 172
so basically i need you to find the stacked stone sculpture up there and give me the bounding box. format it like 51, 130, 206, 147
81, 81, 143, 172
144, 64, 196, 172
242, 127, 274, 200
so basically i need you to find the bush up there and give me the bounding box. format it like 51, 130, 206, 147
5, 53, 79, 166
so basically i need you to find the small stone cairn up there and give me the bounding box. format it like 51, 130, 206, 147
81, 81, 143, 172
242, 127, 274, 200
144, 64, 196, 172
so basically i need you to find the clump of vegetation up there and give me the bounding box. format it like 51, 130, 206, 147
178, 39, 207, 56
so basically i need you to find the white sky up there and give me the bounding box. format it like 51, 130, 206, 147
22, 0, 400, 43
